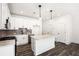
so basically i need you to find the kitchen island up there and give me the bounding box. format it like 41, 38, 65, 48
31, 35, 55, 56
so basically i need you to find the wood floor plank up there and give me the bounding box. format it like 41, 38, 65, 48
16, 42, 79, 56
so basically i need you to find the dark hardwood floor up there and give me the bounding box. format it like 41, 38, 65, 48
16, 42, 79, 56
16, 44, 34, 56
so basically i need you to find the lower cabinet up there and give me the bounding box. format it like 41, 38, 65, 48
0, 45, 15, 56
0, 40, 15, 56
14, 35, 28, 45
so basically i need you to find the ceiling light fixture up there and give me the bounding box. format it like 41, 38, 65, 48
38, 5, 42, 17
50, 10, 53, 20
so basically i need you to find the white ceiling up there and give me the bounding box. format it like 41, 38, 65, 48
8, 3, 46, 18
8, 3, 79, 20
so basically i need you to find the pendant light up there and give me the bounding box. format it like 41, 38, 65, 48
50, 10, 52, 20
38, 5, 42, 17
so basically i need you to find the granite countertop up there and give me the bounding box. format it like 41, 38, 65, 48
0, 36, 16, 41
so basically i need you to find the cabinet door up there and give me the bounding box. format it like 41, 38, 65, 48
21, 35, 28, 45
56, 31, 66, 43
32, 26, 41, 35
0, 45, 15, 56
16, 35, 23, 45
16, 35, 28, 45
54, 20, 67, 43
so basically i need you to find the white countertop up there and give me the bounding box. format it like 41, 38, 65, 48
31, 34, 55, 40
0, 40, 15, 46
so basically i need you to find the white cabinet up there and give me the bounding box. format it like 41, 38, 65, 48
53, 15, 72, 44
32, 18, 42, 35
14, 35, 28, 45
0, 40, 15, 56
0, 45, 15, 56
31, 35, 55, 56
11, 16, 42, 34
55, 23, 66, 43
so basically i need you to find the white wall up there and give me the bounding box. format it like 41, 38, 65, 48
1, 3, 11, 29
72, 11, 79, 44
11, 15, 42, 35
54, 15, 72, 44
43, 4, 79, 44
0, 3, 2, 29
43, 15, 72, 44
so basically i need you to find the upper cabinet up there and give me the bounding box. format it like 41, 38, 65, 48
2, 3, 11, 29
11, 15, 42, 35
